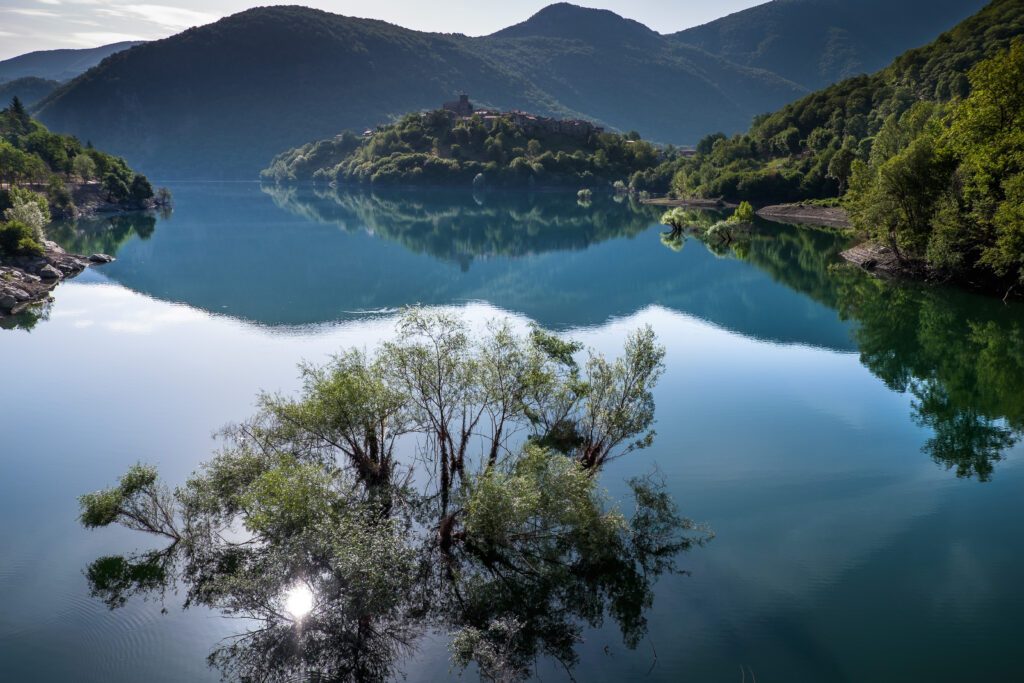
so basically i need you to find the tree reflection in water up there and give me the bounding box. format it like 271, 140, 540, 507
47, 213, 159, 258
667, 215, 1024, 481
835, 273, 1024, 481
80, 311, 709, 682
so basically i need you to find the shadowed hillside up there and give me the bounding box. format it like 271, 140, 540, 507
33, 5, 805, 178
0, 42, 143, 83
672, 0, 987, 89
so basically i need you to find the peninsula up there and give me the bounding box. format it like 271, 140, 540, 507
0, 96, 165, 317
262, 95, 672, 190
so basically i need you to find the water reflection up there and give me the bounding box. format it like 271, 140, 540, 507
36, 184, 1024, 483
80, 314, 708, 681
47, 212, 158, 257
0, 298, 51, 331
47, 183, 853, 345
263, 185, 661, 270
667, 217, 1024, 481
834, 273, 1024, 481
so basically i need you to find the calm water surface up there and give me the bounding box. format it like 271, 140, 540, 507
2, 183, 1023, 681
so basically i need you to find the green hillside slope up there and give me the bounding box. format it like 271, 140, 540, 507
672, 0, 987, 89
659, 0, 1024, 203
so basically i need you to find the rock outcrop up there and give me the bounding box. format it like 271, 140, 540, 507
0, 241, 113, 316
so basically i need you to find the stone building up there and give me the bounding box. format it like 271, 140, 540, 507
443, 94, 474, 117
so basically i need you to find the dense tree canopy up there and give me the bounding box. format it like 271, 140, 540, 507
263, 111, 667, 189
637, 0, 1024, 204
0, 98, 155, 217
846, 40, 1024, 288
0, 97, 158, 257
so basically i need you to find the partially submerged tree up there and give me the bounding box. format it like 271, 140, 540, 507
79, 309, 707, 681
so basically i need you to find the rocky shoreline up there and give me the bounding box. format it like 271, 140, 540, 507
756, 204, 851, 229
838, 242, 916, 278
642, 197, 735, 209
69, 183, 159, 219
0, 241, 113, 317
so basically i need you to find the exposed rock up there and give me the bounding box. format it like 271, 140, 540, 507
89, 253, 115, 264
840, 241, 928, 279
642, 197, 729, 208
1, 243, 95, 319
757, 204, 850, 229
39, 264, 63, 280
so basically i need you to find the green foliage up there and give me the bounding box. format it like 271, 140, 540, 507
2, 187, 48, 242
47, 176, 75, 218
264, 111, 667, 190
72, 153, 97, 181
102, 173, 129, 203
261, 131, 363, 183
648, 0, 1024, 204
732, 201, 755, 223
129, 174, 154, 202
0, 98, 152, 207
78, 311, 702, 681
461, 444, 620, 553
845, 40, 1024, 288
0, 220, 44, 257
78, 463, 172, 532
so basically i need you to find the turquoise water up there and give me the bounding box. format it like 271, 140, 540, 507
2, 183, 1023, 681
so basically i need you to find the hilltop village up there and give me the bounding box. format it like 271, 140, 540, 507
267, 94, 666, 188
440, 94, 604, 140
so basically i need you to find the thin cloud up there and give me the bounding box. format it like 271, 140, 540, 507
69, 30, 147, 45
5, 8, 60, 16
120, 4, 219, 29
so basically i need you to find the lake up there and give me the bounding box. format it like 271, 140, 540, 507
2, 182, 1023, 682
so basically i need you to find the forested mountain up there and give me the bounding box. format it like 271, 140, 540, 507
33, 4, 805, 178
657, 0, 1024, 203
476, 4, 804, 146
652, 0, 1024, 293
0, 78, 59, 107
31, 1, 994, 179
0, 42, 143, 83
672, 0, 988, 90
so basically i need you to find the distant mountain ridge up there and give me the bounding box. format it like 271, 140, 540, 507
30, 1, 988, 179
0, 42, 144, 83
0, 77, 59, 107
672, 0, 988, 89
33, 4, 807, 178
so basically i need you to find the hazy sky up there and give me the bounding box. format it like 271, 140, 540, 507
0, 0, 767, 60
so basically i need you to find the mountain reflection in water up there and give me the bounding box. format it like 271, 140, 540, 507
23, 182, 1024, 680
44, 183, 1024, 486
